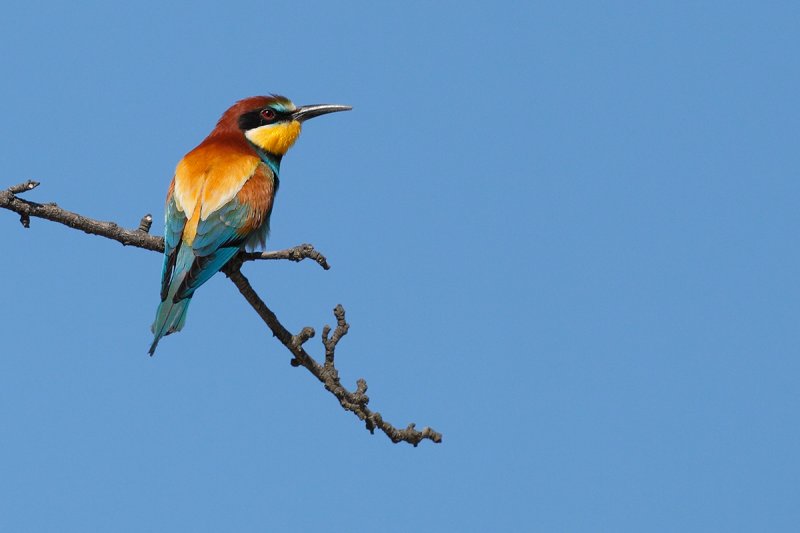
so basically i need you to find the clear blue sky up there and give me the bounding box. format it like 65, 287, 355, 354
1, 1, 798, 531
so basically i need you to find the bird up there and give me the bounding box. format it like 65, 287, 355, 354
149, 95, 350, 355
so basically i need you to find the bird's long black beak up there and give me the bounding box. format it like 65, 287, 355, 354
292, 104, 352, 122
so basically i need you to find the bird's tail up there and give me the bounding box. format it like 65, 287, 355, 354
149, 245, 195, 356
149, 296, 191, 356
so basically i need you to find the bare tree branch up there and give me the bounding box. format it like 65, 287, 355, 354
241, 245, 330, 270
223, 263, 441, 445
0, 180, 162, 250
1, 181, 442, 446
0, 181, 329, 268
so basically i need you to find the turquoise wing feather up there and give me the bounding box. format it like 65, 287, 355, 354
173, 198, 251, 300
160, 195, 187, 301
150, 196, 254, 354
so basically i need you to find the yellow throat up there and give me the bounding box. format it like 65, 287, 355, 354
245, 121, 302, 155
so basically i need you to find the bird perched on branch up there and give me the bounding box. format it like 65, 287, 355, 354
149, 95, 350, 355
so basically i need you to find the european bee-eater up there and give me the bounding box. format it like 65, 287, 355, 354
149, 95, 350, 355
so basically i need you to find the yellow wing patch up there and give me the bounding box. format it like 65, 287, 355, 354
173, 143, 260, 245
245, 121, 302, 155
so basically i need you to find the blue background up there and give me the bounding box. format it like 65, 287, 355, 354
1, 1, 798, 531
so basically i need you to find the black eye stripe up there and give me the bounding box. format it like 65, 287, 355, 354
238, 108, 291, 130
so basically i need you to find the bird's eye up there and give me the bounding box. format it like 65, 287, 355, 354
260, 108, 276, 121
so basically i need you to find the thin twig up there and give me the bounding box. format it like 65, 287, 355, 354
0, 182, 163, 250
1, 181, 441, 446
137, 214, 153, 233
241, 244, 330, 270
0, 182, 329, 268
8, 180, 40, 194
224, 267, 442, 445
